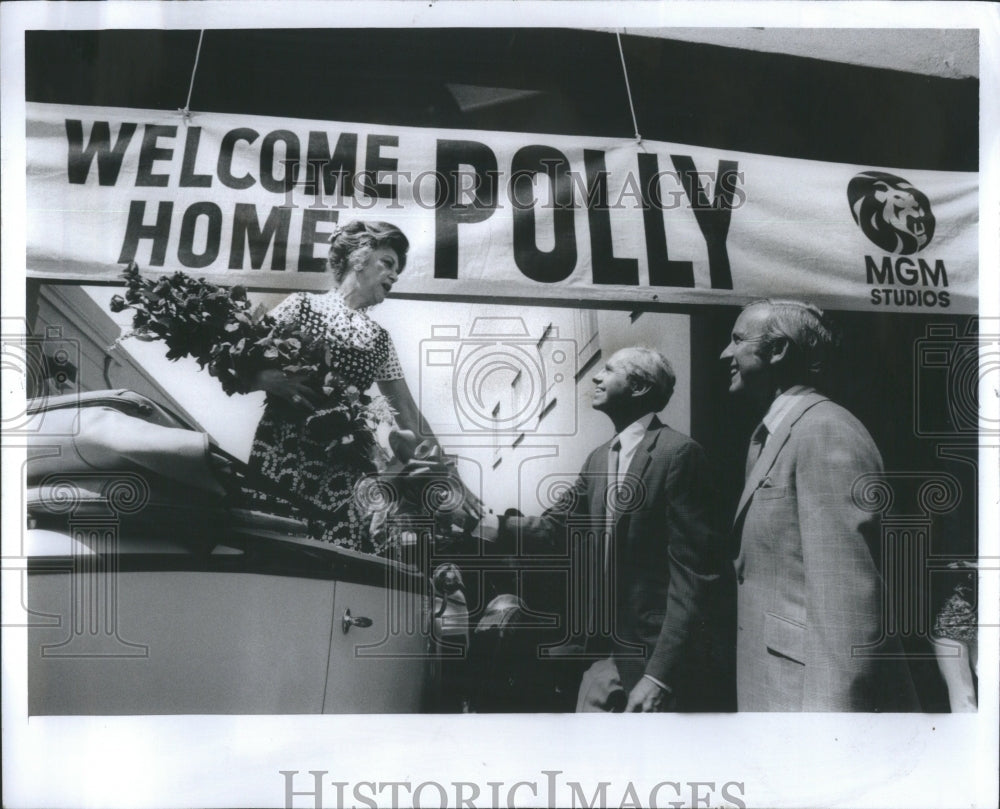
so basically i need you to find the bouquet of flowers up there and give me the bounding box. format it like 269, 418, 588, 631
109, 262, 392, 464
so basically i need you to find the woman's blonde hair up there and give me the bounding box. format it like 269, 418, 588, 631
328, 220, 409, 281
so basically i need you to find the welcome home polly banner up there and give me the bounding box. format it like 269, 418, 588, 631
26, 102, 979, 313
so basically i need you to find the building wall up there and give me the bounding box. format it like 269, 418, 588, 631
420, 302, 691, 516
31, 284, 692, 519
31, 283, 204, 430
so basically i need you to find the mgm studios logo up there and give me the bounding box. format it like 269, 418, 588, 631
848, 171, 950, 309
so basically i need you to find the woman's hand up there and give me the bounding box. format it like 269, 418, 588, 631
250, 369, 321, 413
379, 377, 484, 522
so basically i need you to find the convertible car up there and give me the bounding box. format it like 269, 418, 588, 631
24, 389, 470, 714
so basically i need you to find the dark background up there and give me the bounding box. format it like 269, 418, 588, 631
26, 28, 977, 170
26, 28, 981, 710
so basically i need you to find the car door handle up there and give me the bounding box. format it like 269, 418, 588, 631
342, 608, 373, 634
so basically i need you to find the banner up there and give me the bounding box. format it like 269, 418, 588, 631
26, 102, 979, 313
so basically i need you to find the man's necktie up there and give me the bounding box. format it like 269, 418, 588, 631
745, 423, 768, 479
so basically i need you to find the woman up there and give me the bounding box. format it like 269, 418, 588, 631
244, 219, 436, 554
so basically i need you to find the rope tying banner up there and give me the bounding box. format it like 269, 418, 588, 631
178, 30, 205, 122
616, 31, 642, 147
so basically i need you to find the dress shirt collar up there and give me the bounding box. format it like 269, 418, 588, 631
761, 385, 814, 437
613, 412, 657, 458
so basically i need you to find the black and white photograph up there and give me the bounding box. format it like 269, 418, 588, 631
2, 2, 998, 808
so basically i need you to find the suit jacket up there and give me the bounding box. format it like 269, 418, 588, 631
733, 391, 918, 711
502, 416, 734, 710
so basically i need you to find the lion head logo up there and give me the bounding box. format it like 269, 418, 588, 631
848, 172, 935, 255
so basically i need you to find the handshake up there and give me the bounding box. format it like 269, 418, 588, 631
383, 429, 483, 530
380, 429, 514, 546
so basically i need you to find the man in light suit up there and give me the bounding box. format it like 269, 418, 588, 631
479, 347, 733, 712
721, 299, 918, 711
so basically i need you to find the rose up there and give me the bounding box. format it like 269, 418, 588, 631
110, 263, 392, 461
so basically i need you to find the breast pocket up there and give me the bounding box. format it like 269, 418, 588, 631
754, 485, 789, 501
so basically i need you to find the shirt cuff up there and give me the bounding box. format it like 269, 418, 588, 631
642, 673, 671, 693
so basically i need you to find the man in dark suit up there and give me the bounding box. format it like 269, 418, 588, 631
721, 299, 918, 711
478, 347, 732, 712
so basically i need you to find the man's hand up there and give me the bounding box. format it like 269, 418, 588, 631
625, 677, 672, 712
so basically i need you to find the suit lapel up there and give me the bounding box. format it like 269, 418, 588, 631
732, 391, 827, 526
627, 415, 662, 479
613, 415, 662, 532
590, 436, 615, 522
